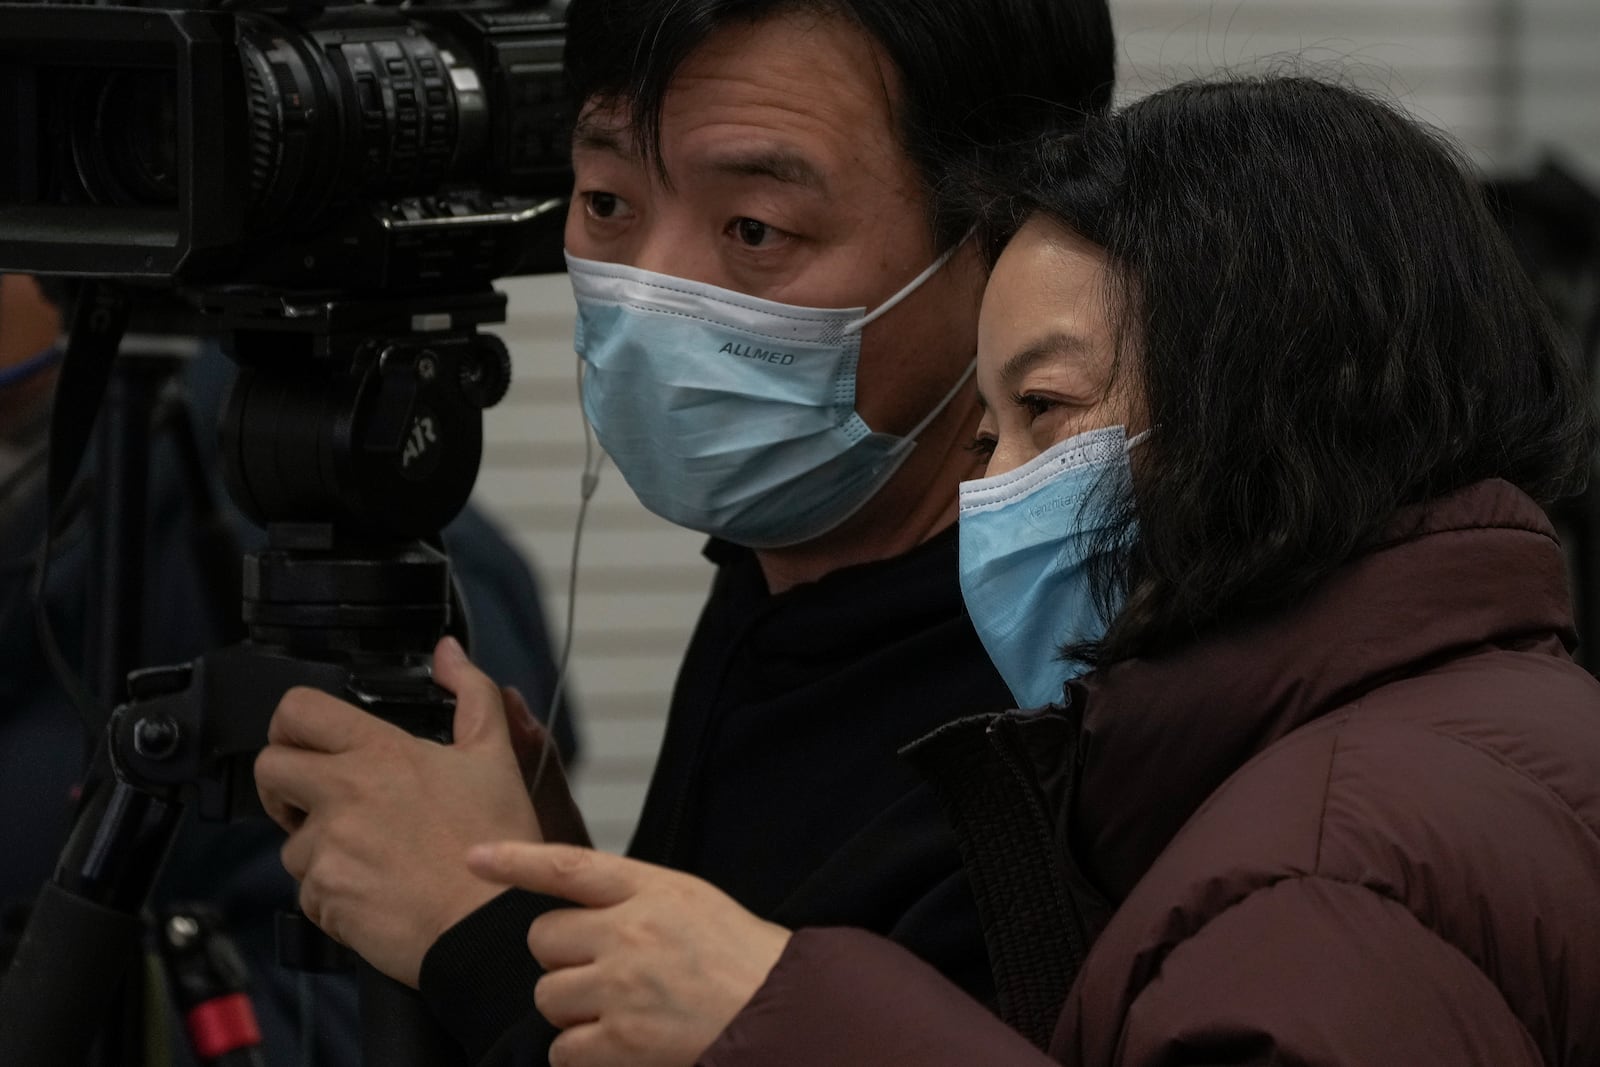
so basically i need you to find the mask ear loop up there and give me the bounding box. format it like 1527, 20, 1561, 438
843, 230, 980, 447
530, 354, 607, 796
842, 229, 976, 336
894, 357, 977, 448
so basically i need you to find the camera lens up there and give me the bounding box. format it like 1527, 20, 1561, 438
237, 24, 343, 233
235, 16, 488, 236
102, 72, 181, 203
68, 70, 180, 206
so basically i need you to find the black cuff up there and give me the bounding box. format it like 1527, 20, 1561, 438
418, 888, 567, 1064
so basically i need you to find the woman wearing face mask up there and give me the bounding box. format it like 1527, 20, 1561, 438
464, 76, 1600, 1067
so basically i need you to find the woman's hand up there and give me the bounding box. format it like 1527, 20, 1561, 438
467, 842, 792, 1067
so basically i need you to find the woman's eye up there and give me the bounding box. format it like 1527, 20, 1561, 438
965, 436, 997, 460
1017, 393, 1058, 419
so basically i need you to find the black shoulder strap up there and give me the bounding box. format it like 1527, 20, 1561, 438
902, 707, 1110, 1050
34, 281, 130, 747
46, 282, 128, 519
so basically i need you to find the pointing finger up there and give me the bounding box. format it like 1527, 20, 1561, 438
466, 842, 642, 909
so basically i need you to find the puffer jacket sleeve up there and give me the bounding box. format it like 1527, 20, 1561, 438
1065, 876, 1541, 1067
699, 928, 1053, 1066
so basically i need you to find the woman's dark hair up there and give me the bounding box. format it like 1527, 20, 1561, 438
977, 75, 1597, 666
563, 0, 1116, 246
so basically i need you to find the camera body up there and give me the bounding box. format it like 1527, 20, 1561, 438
0, 0, 571, 291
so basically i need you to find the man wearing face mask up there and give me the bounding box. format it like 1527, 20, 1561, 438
253, 1, 1117, 1062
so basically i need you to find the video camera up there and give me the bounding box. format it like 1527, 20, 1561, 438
0, 0, 571, 289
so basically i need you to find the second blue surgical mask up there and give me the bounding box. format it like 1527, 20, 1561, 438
958, 425, 1144, 709
568, 249, 972, 549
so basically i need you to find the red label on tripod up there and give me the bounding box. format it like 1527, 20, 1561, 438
186, 992, 263, 1059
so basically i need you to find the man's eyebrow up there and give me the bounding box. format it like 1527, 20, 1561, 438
572, 119, 636, 158
694, 149, 830, 192
999, 332, 1093, 388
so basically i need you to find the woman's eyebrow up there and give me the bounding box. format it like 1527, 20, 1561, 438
1000, 332, 1092, 389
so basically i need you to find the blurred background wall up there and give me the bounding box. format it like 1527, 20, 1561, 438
479, 0, 1600, 853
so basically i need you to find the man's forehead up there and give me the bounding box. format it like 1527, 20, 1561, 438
573, 100, 834, 194
570, 11, 906, 178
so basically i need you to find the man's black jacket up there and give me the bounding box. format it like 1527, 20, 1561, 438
420, 526, 1012, 1065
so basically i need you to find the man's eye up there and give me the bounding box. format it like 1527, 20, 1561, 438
585, 192, 626, 219
731, 217, 781, 247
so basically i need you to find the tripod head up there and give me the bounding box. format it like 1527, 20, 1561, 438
214, 287, 511, 545
116, 287, 514, 819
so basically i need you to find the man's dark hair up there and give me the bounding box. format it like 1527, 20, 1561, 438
564, 0, 1116, 245
976, 76, 1597, 666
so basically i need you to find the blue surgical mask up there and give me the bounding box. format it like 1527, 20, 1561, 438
0, 344, 61, 389
958, 425, 1144, 709
567, 249, 973, 549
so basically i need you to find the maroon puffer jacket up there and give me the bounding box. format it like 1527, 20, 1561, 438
701, 480, 1600, 1066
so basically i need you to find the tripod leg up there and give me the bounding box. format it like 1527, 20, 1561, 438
0, 779, 182, 1067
